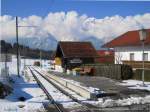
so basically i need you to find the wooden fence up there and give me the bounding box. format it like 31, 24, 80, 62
133, 69, 150, 81
82, 64, 133, 80
123, 61, 150, 69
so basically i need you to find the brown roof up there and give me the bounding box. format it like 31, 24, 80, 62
97, 50, 114, 56
102, 29, 150, 48
58, 41, 98, 58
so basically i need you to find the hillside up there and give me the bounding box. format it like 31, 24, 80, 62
0, 40, 53, 59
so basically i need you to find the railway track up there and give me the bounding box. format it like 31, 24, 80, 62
28, 67, 65, 112
25, 66, 150, 112
27, 66, 98, 112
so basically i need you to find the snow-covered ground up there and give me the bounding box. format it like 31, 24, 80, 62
61, 78, 104, 95
118, 80, 150, 91
30, 67, 81, 108
1, 55, 150, 111
0, 55, 51, 75
83, 95, 150, 107
34, 67, 150, 108
82, 79, 150, 108
0, 74, 48, 112
0, 55, 50, 112
57, 78, 150, 108
36, 67, 103, 99
78, 80, 150, 108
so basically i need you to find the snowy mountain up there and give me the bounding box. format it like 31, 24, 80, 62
3, 36, 58, 51
2, 36, 104, 51
81, 36, 104, 50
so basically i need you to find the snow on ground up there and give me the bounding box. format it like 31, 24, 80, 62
36, 67, 103, 100
82, 80, 150, 107
118, 80, 150, 91
41, 67, 150, 108
61, 78, 104, 95
1, 55, 150, 110
59, 78, 150, 107
0, 56, 50, 112
82, 95, 150, 107
42, 66, 104, 95
31, 67, 81, 108
0, 55, 51, 76
0, 73, 48, 112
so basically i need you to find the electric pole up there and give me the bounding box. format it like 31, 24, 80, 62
16, 16, 20, 77
15, 16, 39, 76
40, 49, 42, 68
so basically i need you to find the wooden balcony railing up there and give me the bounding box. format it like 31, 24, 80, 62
123, 60, 150, 69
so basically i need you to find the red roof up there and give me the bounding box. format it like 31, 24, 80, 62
102, 29, 150, 48
97, 50, 114, 56
96, 50, 114, 63
57, 41, 99, 58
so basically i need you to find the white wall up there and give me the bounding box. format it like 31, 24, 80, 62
114, 45, 150, 64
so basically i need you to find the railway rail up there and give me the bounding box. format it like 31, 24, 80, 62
27, 66, 97, 112
28, 66, 65, 112
25, 66, 150, 112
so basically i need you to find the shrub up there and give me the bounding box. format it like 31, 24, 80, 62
121, 65, 133, 80
0, 82, 12, 98
34, 61, 40, 66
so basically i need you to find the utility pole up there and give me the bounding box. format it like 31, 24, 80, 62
23, 46, 26, 69
5, 47, 8, 79
15, 16, 38, 77
40, 49, 42, 68
40, 37, 42, 68
139, 29, 147, 86
142, 41, 145, 86
16, 16, 20, 77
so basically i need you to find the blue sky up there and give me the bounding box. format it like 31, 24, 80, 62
1, 0, 150, 50
2, 0, 150, 18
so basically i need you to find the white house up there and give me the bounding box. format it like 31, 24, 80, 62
103, 29, 150, 69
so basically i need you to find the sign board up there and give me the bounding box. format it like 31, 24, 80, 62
0, 54, 12, 62
70, 58, 82, 64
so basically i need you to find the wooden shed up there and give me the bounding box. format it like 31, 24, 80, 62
55, 41, 98, 70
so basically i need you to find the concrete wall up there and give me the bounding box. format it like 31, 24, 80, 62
35, 68, 97, 99
114, 45, 150, 64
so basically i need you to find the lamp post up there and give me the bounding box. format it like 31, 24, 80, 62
139, 29, 147, 86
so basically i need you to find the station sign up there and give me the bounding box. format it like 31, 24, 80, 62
70, 58, 82, 64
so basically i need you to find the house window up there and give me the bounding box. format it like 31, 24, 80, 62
130, 53, 134, 61
143, 53, 148, 61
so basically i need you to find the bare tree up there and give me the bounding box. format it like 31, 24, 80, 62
115, 52, 123, 64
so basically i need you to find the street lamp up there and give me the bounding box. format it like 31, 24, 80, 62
139, 29, 147, 86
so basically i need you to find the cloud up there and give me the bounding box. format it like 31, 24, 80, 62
1, 11, 150, 49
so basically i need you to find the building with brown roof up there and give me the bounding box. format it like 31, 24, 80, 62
55, 41, 98, 71
102, 29, 150, 69
96, 50, 114, 64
